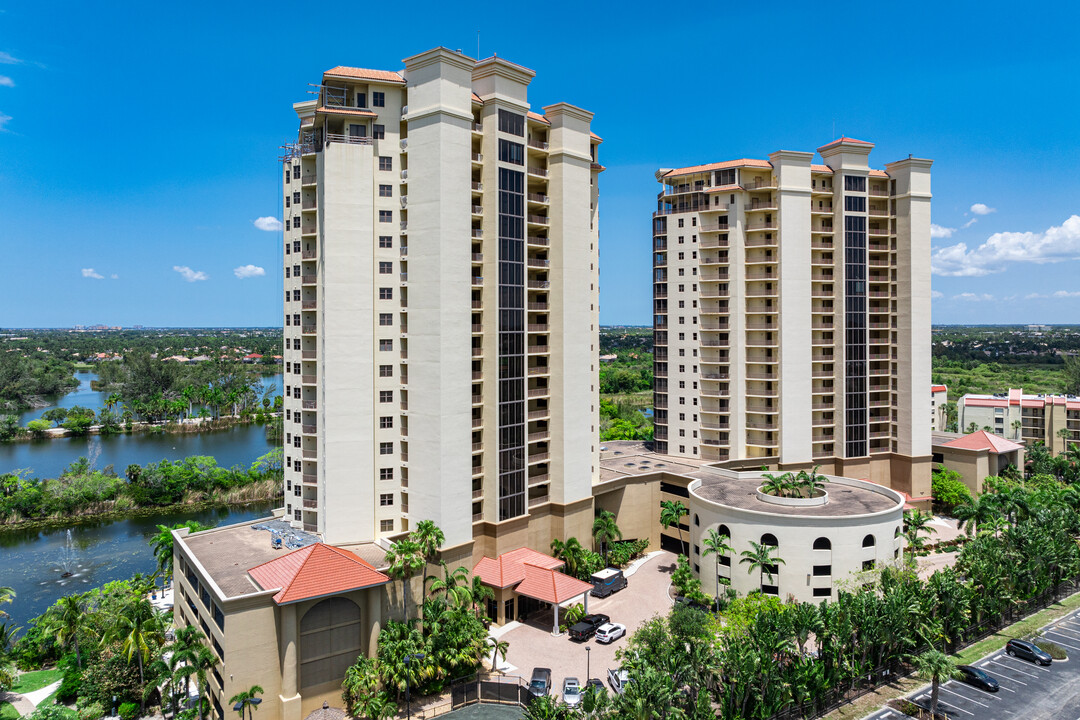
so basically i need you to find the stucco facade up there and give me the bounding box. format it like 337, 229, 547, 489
958, 389, 1080, 455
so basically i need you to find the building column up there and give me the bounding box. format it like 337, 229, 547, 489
552, 603, 560, 636
367, 589, 382, 658
279, 604, 301, 720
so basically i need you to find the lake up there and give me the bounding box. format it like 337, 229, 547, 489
2, 373, 282, 478
0, 501, 277, 628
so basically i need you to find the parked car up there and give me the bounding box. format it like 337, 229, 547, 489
590, 568, 628, 597
607, 667, 630, 695
956, 665, 1000, 692
562, 677, 582, 707
585, 678, 605, 694
529, 667, 552, 697
569, 613, 611, 641
595, 622, 627, 644
1005, 639, 1052, 665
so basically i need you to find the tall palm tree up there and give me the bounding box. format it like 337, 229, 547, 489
427, 564, 471, 608
903, 508, 937, 556
411, 520, 445, 609
167, 625, 207, 700
229, 685, 264, 720
592, 510, 622, 565
1011, 419, 1023, 440
660, 500, 689, 555
954, 493, 998, 536
700, 528, 732, 600
149, 521, 211, 588
112, 596, 166, 713
550, 536, 585, 577
486, 637, 509, 674
739, 541, 785, 589
913, 649, 957, 718
469, 576, 494, 620
42, 594, 89, 668
184, 644, 218, 720
384, 538, 425, 619
105, 392, 122, 412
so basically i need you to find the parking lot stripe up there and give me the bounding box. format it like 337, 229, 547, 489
1003, 654, 1052, 672
1048, 624, 1080, 639
945, 682, 1002, 702
985, 660, 1031, 682
939, 686, 991, 708
1043, 631, 1080, 652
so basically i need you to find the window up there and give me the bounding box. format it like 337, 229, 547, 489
379, 156, 392, 171
379, 184, 392, 197
379, 390, 393, 403
379, 313, 392, 326
498, 139, 525, 165
862, 534, 876, 548
293, 192, 300, 203
379, 442, 393, 455
813, 537, 832, 550
293, 165, 300, 179
693, 514, 699, 526
379, 416, 393, 429
844, 196, 866, 213
379, 339, 393, 351
285, 196, 290, 208
379, 262, 392, 274
379, 468, 394, 480
844, 175, 866, 192
373, 124, 385, 140
379, 235, 392, 248
379, 287, 393, 299
380, 519, 394, 532
761, 533, 778, 547
498, 109, 524, 136
812, 565, 831, 576
813, 587, 832, 598
862, 559, 876, 571
293, 289, 300, 301
379, 364, 393, 377
379, 210, 392, 223
355, 92, 367, 108
380, 493, 394, 506
373, 91, 385, 107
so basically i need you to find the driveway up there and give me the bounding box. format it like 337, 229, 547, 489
867, 606, 1080, 720
493, 551, 677, 697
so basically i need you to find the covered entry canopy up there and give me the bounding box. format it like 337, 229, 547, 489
473, 548, 594, 635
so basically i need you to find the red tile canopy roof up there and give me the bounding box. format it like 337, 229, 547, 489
817, 136, 875, 152
941, 430, 1024, 454
323, 66, 405, 84
248, 543, 390, 605
931, 385, 947, 393
514, 563, 593, 605
472, 547, 564, 589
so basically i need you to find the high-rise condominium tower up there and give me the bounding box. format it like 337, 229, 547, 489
279, 48, 602, 556
650, 138, 933, 498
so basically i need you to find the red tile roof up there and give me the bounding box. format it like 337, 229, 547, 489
704, 184, 742, 194
315, 107, 378, 118
590, 132, 603, 143
323, 66, 405, 84
473, 547, 564, 588
527, 111, 550, 125
817, 136, 875, 152
931, 385, 947, 393
472, 92, 483, 104
869, 169, 890, 178
662, 158, 772, 178
942, 430, 1024, 454
248, 543, 390, 605
514, 564, 593, 604
811, 164, 834, 173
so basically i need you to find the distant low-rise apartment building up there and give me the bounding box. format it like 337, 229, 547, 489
931, 384, 948, 431
958, 389, 1080, 454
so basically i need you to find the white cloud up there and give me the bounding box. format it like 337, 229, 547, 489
81, 268, 104, 280
930, 224, 955, 239
1054, 290, 1080, 298
0, 52, 20, 65
173, 265, 208, 282
931, 215, 1080, 277
0, 76, 12, 88
0, 111, 10, 131
253, 216, 283, 232
953, 293, 994, 302
970, 203, 996, 216
930, 290, 944, 299
110, 274, 119, 280
961, 218, 978, 229
233, 264, 266, 279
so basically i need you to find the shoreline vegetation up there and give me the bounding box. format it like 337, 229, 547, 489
0, 450, 283, 529
1, 412, 283, 444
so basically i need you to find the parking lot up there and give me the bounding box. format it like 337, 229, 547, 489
865, 607, 1080, 720
494, 550, 677, 700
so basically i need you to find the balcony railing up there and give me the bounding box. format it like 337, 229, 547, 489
527, 166, 548, 177
527, 215, 550, 225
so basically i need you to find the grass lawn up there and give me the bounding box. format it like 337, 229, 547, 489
821, 589, 1080, 720
0, 669, 64, 720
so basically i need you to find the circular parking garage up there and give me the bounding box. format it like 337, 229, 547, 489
687, 467, 905, 603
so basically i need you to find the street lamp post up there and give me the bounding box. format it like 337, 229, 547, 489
586, 645, 591, 681
404, 652, 426, 720
233, 697, 262, 720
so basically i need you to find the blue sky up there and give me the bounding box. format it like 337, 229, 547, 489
1, 1, 1078, 328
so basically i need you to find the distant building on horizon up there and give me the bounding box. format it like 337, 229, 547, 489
649, 137, 934, 500
958, 388, 1080, 455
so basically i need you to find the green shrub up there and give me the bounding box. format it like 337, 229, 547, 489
28, 705, 75, 720
1035, 638, 1068, 659
931, 466, 972, 514
78, 703, 105, 720
118, 702, 139, 720
56, 666, 82, 704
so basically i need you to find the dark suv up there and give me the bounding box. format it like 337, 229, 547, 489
528, 667, 552, 697
1005, 639, 1052, 666
569, 613, 611, 641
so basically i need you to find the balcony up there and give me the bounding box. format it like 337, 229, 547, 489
472, 153, 483, 163
301, 250, 316, 260
528, 258, 550, 269
302, 350, 316, 360
811, 184, 833, 195
302, 499, 318, 509
302, 473, 317, 484
301, 173, 317, 185
528, 301, 549, 311
527, 235, 549, 247
472, 181, 483, 192
528, 280, 550, 290
301, 274, 317, 285
528, 494, 549, 508
472, 276, 484, 286
527, 215, 550, 225
528, 139, 549, 151
528, 409, 550, 420
301, 374, 316, 385
529, 431, 550, 442
302, 300, 316, 310
528, 367, 550, 376
529, 452, 551, 464
301, 325, 317, 335
527, 166, 548, 178
743, 178, 777, 191
528, 473, 549, 486
745, 200, 777, 212
528, 193, 550, 204
745, 220, 778, 231
471, 204, 483, 215
302, 424, 317, 435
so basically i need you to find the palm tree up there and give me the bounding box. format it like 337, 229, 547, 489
149, 521, 211, 588
1011, 419, 1023, 440
700, 528, 733, 600
112, 596, 166, 713
954, 493, 998, 536
660, 500, 689, 555
384, 538, 425, 619
739, 541, 785, 589
105, 392, 122, 412
42, 594, 89, 668
176, 644, 218, 720
913, 649, 957, 718
550, 536, 585, 578
469, 576, 494, 620
486, 637, 509, 674
427, 564, 471, 608
760, 472, 788, 498
801, 465, 828, 496
904, 508, 937, 556
229, 685, 264, 720
412, 520, 445, 609
592, 510, 622, 565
